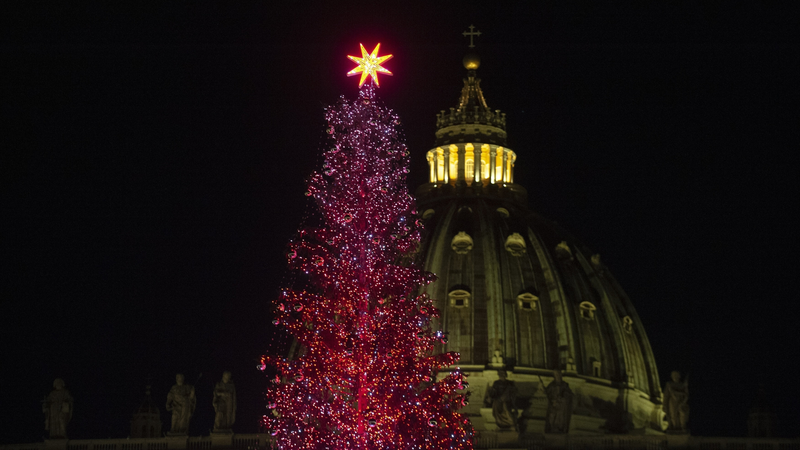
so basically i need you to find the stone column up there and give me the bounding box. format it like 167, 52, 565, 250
444, 148, 450, 184
501, 150, 508, 185
427, 152, 435, 184
457, 144, 465, 183
475, 145, 483, 184
489, 148, 496, 184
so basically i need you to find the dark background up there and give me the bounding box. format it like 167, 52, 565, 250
2, 2, 797, 441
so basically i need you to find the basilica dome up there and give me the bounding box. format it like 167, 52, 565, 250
416, 55, 666, 435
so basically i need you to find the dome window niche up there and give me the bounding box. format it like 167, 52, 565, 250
451, 231, 473, 254
496, 207, 510, 218
591, 253, 602, 266
422, 209, 435, 220
504, 233, 526, 256
579, 301, 596, 320
517, 292, 539, 311
448, 289, 470, 308
592, 360, 602, 378
622, 316, 633, 333
591, 254, 605, 274
555, 241, 573, 260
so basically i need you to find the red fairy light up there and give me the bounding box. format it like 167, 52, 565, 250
266, 82, 473, 449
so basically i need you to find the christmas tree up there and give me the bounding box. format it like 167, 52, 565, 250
260, 45, 473, 450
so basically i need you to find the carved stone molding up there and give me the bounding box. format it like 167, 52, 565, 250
505, 233, 526, 256
451, 231, 474, 254
579, 301, 596, 320
517, 292, 539, 311
449, 289, 470, 308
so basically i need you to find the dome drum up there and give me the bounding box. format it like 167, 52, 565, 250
425, 143, 516, 187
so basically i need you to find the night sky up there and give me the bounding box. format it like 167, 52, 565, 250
2, 3, 797, 442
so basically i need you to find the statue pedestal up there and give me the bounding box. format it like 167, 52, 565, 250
569, 415, 605, 435
165, 434, 188, 450
665, 433, 692, 448
474, 429, 521, 449
496, 429, 520, 448
519, 418, 545, 434
44, 440, 67, 450
480, 407, 500, 431
211, 432, 233, 449
479, 407, 520, 431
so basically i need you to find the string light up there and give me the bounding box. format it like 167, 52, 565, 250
261, 82, 473, 449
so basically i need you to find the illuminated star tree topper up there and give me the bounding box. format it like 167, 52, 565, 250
347, 43, 393, 87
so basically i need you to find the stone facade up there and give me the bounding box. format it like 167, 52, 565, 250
3, 434, 799, 450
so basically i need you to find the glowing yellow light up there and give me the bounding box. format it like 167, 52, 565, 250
347, 43, 393, 87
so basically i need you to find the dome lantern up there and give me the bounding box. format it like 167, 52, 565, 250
423, 28, 517, 196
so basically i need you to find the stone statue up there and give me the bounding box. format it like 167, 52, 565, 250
483, 370, 517, 429
663, 371, 689, 432
542, 370, 573, 433
43, 378, 73, 439
212, 371, 236, 432
166, 374, 196, 434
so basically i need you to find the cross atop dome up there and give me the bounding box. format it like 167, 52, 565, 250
462, 25, 481, 48
462, 25, 482, 71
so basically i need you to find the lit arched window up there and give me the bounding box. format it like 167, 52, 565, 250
427, 152, 435, 183
449, 144, 459, 182
436, 147, 444, 182
481, 144, 491, 183
495, 147, 504, 182
464, 143, 474, 184
506, 152, 516, 183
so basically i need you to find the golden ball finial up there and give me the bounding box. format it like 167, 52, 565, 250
463, 52, 480, 70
